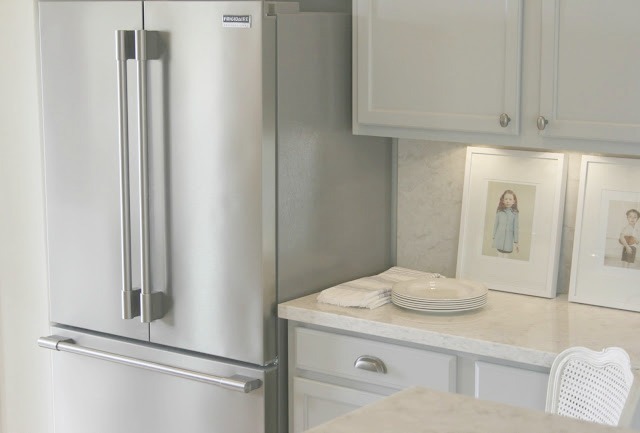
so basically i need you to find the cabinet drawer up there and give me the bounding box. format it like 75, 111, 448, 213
294, 327, 456, 392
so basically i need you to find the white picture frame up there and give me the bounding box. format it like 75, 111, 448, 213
456, 147, 567, 298
569, 155, 640, 312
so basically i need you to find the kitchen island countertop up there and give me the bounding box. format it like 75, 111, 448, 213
304, 386, 636, 433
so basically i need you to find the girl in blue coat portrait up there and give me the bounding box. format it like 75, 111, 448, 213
492, 189, 519, 258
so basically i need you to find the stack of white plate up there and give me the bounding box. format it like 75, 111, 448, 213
391, 278, 488, 313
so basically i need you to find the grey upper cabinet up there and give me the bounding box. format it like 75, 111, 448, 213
354, 0, 640, 152
538, 0, 640, 143
353, 0, 523, 138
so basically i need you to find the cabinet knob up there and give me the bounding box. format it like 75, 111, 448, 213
354, 355, 387, 374
537, 116, 549, 130
499, 113, 511, 128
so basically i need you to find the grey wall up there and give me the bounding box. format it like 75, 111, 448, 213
396, 139, 584, 294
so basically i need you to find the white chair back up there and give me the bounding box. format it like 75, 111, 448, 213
546, 346, 635, 426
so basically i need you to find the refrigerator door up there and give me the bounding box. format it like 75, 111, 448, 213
39, 1, 148, 340
143, 1, 275, 365
45, 328, 275, 433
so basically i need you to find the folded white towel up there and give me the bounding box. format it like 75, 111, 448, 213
317, 267, 444, 309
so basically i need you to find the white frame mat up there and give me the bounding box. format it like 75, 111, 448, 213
569, 155, 640, 312
456, 147, 567, 298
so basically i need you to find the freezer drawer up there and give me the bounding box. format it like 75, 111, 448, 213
44, 328, 276, 433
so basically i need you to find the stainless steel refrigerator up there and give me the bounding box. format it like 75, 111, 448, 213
36, 1, 391, 432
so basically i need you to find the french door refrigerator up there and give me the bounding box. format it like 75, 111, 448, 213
36, 1, 391, 432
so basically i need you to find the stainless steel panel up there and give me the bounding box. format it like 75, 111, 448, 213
143, 2, 274, 364
276, 13, 392, 301
48, 328, 275, 433
39, 1, 147, 340
274, 13, 392, 433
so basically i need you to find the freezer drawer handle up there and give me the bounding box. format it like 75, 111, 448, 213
38, 335, 263, 393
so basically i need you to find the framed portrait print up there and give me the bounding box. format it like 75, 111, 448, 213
569, 156, 640, 312
456, 147, 567, 298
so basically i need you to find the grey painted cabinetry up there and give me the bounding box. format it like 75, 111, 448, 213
353, 0, 522, 138
288, 323, 549, 432
537, 0, 640, 142
353, 0, 640, 153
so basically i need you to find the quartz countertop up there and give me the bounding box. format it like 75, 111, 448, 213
304, 386, 636, 433
278, 290, 640, 368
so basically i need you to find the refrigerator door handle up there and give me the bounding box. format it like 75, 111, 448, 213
38, 336, 263, 393
116, 30, 141, 320
134, 30, 164, 323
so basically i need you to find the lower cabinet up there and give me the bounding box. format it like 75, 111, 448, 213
288, 324, 640, 431
288, 323, 552, 433
292, 377, 386, 431
474, 361, 548, 410
289, 325, 457, 432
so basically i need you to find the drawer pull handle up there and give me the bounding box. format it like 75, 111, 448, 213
354, 355, 387, 374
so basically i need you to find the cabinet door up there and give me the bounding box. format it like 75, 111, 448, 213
291, 377, 385, 433
354, 0, 523, 136
539, 0, 640, 142
475, 361, 549, 411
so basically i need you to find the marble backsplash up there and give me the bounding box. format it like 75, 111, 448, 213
396, 139, 583, 294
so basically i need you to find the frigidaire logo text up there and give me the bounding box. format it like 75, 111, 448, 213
223, 15, 251, 24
